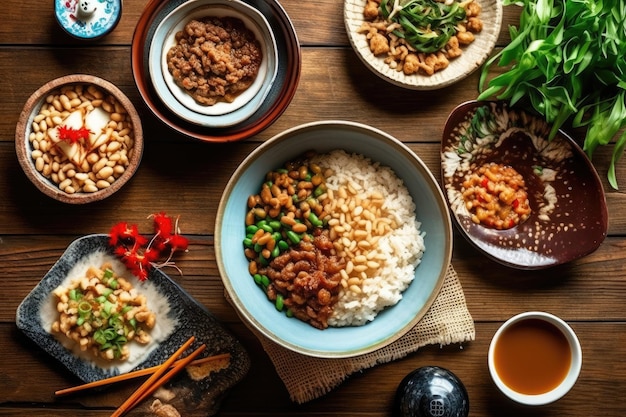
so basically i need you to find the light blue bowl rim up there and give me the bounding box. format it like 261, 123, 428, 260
215, 120, 453, 358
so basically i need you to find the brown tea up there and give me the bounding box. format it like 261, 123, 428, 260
493, 318, 571, 395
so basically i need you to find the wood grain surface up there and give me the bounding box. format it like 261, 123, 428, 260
1, 0, 625, 416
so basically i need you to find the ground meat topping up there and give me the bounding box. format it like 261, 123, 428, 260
259, 230, 345, 330
166, 16, 262, 105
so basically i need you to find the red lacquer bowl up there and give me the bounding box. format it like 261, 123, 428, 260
131, 0, 301, 143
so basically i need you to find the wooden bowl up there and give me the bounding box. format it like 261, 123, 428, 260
15, 74, 143, 204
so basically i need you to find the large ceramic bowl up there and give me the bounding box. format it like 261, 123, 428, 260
132, 0, 300, 143
148, 0, 279, 127
216, 121, 453, 358
441, 100, 608, 269
344, 0, 502, 90
15, 74, 143, 204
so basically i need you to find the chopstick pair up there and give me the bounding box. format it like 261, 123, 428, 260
55, 351, 231, 396
56, 336, 223, 416
111, 335, 204, 417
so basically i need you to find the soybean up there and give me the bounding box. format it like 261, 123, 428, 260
27, 83, 135, 194
286, 230, 301, 244
275, 294, 284, 311
243, 158, 330, 270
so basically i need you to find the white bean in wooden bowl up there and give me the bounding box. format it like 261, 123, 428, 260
15, 74, 143, 204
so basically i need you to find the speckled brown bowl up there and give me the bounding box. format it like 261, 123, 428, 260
15, 74, 143, 204
441, 100, 608, 269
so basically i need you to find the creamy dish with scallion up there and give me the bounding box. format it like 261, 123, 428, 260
51, 263, 157, 362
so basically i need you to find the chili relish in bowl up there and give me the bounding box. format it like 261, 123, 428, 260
441, 100, 608, 270
461, 162, 531, 230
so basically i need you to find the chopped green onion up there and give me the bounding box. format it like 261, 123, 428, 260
69, 288, 82, 301
78, 301, 92, 315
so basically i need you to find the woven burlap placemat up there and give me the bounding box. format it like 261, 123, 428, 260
241, 264, 475, 403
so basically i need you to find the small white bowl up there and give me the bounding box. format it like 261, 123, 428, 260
488, 311, 582, 406
148, 0, 278, 127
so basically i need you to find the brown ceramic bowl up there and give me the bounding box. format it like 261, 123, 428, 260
15, 74, 143, 204
441, 100, 608, 269
216, 121, 452, 358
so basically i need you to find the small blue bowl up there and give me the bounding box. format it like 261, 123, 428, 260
216, 121, 453, 358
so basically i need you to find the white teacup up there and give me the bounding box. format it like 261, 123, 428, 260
488, 311, 582, 406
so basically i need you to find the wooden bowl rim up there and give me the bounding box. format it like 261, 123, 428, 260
15, 74, 144, 204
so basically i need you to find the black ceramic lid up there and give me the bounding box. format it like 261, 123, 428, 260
393, 366, 469, 417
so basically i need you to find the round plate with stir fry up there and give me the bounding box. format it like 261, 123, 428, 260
344, 0, 502, 89
441, 100, 608, 269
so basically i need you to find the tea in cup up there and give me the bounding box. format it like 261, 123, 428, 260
488, 311, 582, 405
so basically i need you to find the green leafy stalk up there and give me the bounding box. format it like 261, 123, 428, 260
380, 0, 469, 53
478, 0, 626, 189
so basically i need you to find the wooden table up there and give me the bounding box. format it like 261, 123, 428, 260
2, 1, 625, 415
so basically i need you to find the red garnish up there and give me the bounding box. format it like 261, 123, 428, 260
58, 125, 91, 144
108, 213, 189, 281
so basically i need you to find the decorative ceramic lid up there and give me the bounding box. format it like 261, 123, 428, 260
55, 0, 122, 40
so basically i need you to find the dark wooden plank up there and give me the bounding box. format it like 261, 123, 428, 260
0, 47, 493, 144
1, 322, 624, 416
1, 139, 625, 236
3, 45, 625, 194
0, 0, 520, 46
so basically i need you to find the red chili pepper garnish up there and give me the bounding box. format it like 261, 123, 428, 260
480, 177, 489, 188
512, 199, 520, 209
108, 213, 189, 281
58, 125, 91, 144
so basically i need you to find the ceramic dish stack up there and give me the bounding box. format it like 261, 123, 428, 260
132, 0, 301, 143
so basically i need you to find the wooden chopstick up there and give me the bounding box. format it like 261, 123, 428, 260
110, 335, 195, 417
55, 352, 231, 396
125, 344, 207, 412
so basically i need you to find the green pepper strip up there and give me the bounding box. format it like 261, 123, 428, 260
381, 0, 467, 53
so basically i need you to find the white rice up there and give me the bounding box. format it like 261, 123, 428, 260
311, 150, 425, 327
